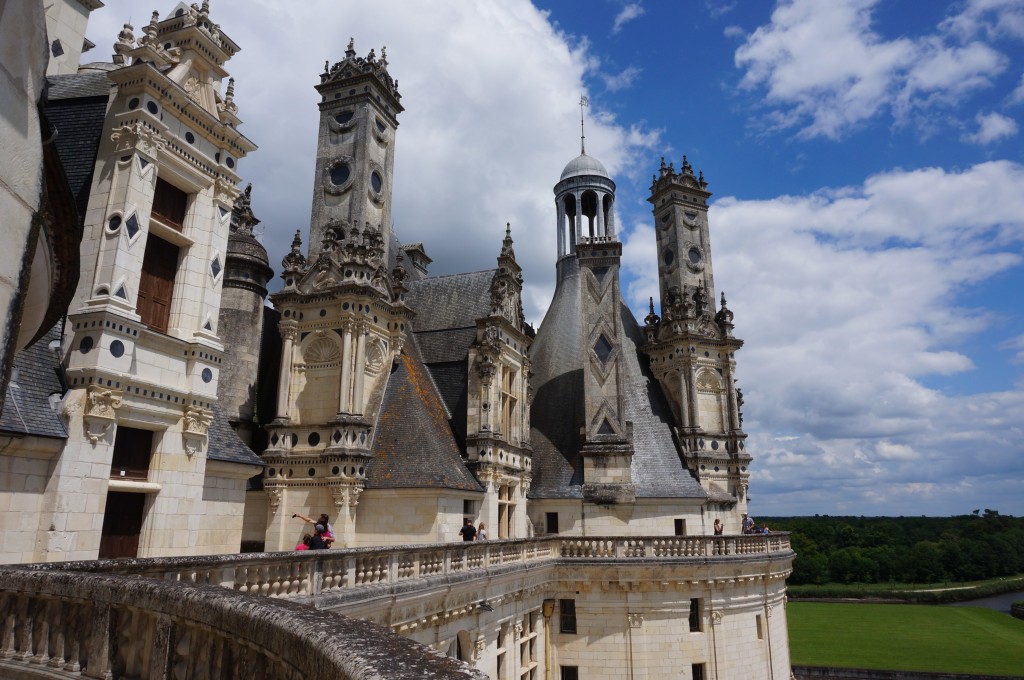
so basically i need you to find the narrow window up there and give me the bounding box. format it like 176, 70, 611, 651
546, 512, 559, 534
674, 518, 685, 536
137, 234, 179, 332
756, 613, 764, 640
560, 667, 579, 680
691, 663, 706, 680
463, 499, 476, 516
111, 426, 154, 479
559, 599, 577, 634
689, 598, 702, 632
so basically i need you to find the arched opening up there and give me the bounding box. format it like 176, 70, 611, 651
602, 193, 614, 236
581, 190, 598, 237
563, 194, 577, 251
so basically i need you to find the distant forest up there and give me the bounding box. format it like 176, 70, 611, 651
760, 510, 1024, 585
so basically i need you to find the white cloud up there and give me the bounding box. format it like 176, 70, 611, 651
940, 0, 1024, 41
612, 3, 645, 34
86, 0, 659, 326
1011, 73, 1024, 103
963, 110, 1020, 143
622, 161, 1024, 515
602, 65, 642, 92
734, 0, 1011, 139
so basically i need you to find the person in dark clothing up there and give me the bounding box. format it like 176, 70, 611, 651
307, 524, 328, 549
459, 518, 477, 541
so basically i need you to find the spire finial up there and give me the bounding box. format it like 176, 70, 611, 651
579, 95, 589, 154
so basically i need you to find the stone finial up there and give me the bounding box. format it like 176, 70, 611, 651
225, 77, 235, 102
500, 222, 516, 259
644, 297, 660, 326
116, 22, 135, 47
380, 46, 388, 67
346, 37, 356, 57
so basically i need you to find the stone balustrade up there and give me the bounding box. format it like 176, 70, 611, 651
19, 534, 789, 605
1, 535, 790, 678
0, 567, 486, 679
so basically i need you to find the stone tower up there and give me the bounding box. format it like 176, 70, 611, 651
553, 154, 635, 504
306, 39, 403, 264
263, 44, 412, 550
56, 2, 260, 560
642, 156, 750, 508
464, 224, 534, 538
217, 184, 273, 447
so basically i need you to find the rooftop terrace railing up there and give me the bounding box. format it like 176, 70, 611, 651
1, 535, 790, 678
21, 534, 791, 604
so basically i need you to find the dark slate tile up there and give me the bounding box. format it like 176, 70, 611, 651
0, 326, 67, 439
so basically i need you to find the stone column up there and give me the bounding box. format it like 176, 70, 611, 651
339, 321, 353, 414
687, 362, 700, 429
677, 369, 691, 430
276, 325, 296, 420
352, 322, 367, 414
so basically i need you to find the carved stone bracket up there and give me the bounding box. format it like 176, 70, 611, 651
628, 612, 644, 628
111, 122, 166, 159
330, 483, 364, 514
473, 637, 486, 660
183, 406, 212, 458
710, 610, 723, 626
266, 486, 282, 513
83, 385, 123, 445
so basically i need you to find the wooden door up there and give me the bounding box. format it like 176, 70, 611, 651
137, 234, 178, 332
98, 492, 146, 559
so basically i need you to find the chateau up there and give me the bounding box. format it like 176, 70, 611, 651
0, 2, 794, 678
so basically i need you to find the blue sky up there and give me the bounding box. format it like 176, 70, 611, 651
86, 0, 1024, 516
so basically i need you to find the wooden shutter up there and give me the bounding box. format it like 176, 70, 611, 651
151, 177, 187, 231
98, 492, 146, 559
137, 234, 178, 332
111, 426, 154, 480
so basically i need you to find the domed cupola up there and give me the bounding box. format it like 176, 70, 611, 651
553, 151, 617, 262
225, 184, 273, 297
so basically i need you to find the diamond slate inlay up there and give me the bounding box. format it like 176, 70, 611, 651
594, 335, 613, 364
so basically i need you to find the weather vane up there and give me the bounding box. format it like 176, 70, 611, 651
579, 95, 589, 154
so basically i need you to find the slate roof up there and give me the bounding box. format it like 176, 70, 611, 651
0, 326, 68, 439
367, 336, 482, 492
207, 403, 264, 466
528, 257, 707, 500
44, 72, 110, 225
404, 270, 494, 333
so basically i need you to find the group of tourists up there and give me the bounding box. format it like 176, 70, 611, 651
292, 512, 334, 549
459, 518, 488, 541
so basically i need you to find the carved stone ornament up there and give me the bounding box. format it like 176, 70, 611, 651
514, 621, 523, 639
266, 486, 282, 513
710, 610, 723, 626
473, 637, 486, 660
182, 405, 212, 458
330, 483, 363, 512
695, 368, 723, 392
184, 71, 202, 101
84, 385, 123, 445
111, 122, 166, 159
628, 612, 644, 628
214, 177, 242, 204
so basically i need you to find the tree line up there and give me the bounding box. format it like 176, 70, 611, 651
761, 510, 1024, 585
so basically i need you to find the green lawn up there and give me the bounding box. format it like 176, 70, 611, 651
788, 601, 1024, 676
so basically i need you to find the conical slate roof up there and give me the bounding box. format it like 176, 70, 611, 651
528, 256, 707, 500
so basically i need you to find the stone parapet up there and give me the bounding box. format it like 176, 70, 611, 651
0, 567, 486, 679
20, 534, 791, 604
